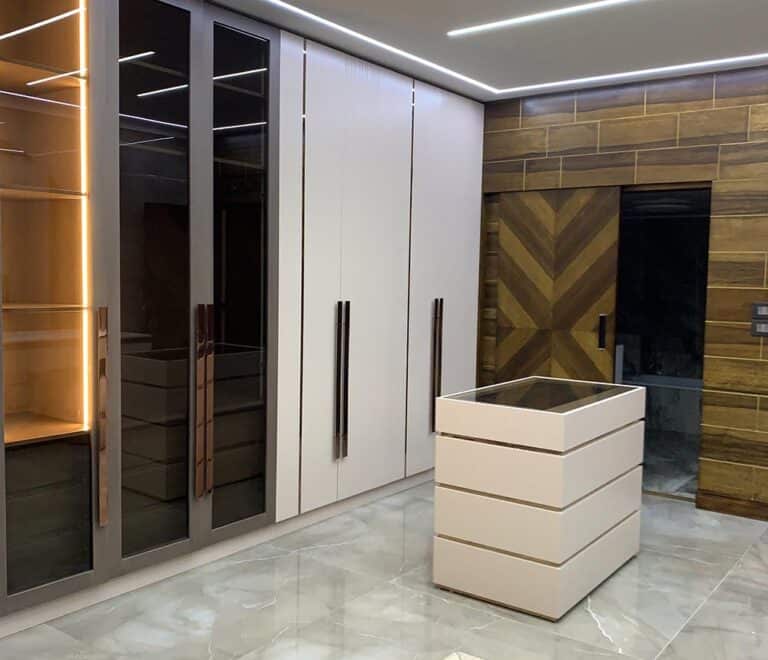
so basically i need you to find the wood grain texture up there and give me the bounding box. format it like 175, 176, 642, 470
707, 287, 766, 322
486, 99, 521, 132
711, 178, 768, 216
719, 141, 768, 180
485, 128, 547, 161
704, 357, 768, 395
576, 84, 644, 121
708, 253, 766, 287
599, 115, 677, 152
645, 74, 714, 114
562, 152, 636, 187
699, 458, 768, 503
710, 215, 768, 251
697, 491, 768, 521
705, 322, 761, 359
751, 104, 768, 141
678, 107, 749, 147
547, 122, 599, 156
715, 67, 768, 108
483, 160, 524, 193
525, 157, 561, 190
701, 427, 768, 467
522, 93, 575, 128
702, 390, 759, 429
636, 145, 718, 184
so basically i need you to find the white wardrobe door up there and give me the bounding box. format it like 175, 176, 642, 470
337, 57, 413, 499
300, 42, 350, 513
407, 81, 483, 476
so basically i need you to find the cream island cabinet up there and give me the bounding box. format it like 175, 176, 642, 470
433, 377, 646, 620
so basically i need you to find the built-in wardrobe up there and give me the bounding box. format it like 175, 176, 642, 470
0, 0, 483, 618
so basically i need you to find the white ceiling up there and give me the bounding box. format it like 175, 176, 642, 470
215, 0, 768, 101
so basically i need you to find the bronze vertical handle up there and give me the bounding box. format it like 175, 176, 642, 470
194, 304, 207, 498
205, 304, 215, 493
341, 301, 351, 458
437, 298, 444, 398
97, 307, 109, 527
598, 313, 608, 350
334, 301, 343, 459
431, 298, 444, 433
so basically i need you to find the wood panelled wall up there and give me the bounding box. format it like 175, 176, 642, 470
480, 65, 768, 521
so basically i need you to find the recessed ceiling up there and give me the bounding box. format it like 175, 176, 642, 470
214, 0, 768, 101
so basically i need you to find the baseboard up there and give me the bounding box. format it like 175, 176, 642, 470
696, 491, 768, 522
0, 470, 434, 640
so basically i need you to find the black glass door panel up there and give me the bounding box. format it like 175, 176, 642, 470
119, 0, 191, 556
211, 24, 268, 528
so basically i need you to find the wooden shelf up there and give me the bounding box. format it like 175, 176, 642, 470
3, 303, 86, 311
0, 185, 84, 201
4, 412, 87, 446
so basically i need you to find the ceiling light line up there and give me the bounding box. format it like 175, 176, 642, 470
213, 121, 267, 132
214, 68, 268, 81
137, 83, 189, 98
0, 8, 81, 42
27, 68, 87, 87
260, 0, 496, 92
119, 113, 187, 129
496, 52, 768, 94
119, 51, 156, 63
448, 0, 642, 37
0, 89, 80, 108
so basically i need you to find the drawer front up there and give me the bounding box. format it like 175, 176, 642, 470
435, 466, 641, 564
433, 512, 640, 620
435, 421, 643, 507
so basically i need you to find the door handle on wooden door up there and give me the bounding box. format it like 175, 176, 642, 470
96, 307, 109, 527
334, 301, 344, 460
598, 313, 608, 350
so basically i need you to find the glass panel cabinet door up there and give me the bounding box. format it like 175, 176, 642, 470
118, 0, 191, 557
211, 24, 269, 528
1, 1, 92, 593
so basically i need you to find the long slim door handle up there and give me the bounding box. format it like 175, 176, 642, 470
334, 301, 343, 459
341, 301, 351, 458
430, 298, 440, 433
194, 304, 207, 498
205, 304, 215, 493
598, 313, 608, 350
96, 307, 109, 527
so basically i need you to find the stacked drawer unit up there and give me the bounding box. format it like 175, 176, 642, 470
433, 377, 645, 620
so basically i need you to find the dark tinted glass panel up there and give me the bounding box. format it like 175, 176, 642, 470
6, 435, 92, 594
119, 0, 190, 556
450, 377, 633, 413
211, 24, 269, 528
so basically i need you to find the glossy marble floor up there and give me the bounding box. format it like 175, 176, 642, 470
1, 482, 767, 660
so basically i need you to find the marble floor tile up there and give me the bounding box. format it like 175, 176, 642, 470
0, 624, 112, 660
640, 494, 767, 559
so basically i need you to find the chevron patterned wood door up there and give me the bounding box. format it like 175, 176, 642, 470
489, 188, 619, 383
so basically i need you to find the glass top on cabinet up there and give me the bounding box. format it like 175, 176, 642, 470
446, 377, 635, 414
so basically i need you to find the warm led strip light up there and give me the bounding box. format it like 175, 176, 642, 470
261, 0, 768, 96
0, 8, 81, 42
27, 68, 87, 87
447, 0, 643, 37
79, 0, 90, 429
214, 67, 268, 81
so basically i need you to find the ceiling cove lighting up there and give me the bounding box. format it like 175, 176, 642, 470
137, 83, 189, 98
213, 121, 267, 132
495, 52, 768, 95
0, 8, 81, 42
213, 68, 268, 81
448, 0, 643, 38
259, 0, 496, 93
27, 68, 87, 87
119, 51, 156, 63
